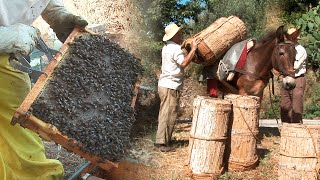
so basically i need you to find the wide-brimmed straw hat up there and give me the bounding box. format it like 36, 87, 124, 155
163, 23, 182, 41
287, 27, 297, 35
287, 27, 301, 39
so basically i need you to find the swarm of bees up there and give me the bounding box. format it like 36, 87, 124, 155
31, 33, 143, 161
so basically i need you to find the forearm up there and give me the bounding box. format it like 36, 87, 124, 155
41, 0, 69, 25
180, 49, 196, 68
0, 25, 15, 54
0, 24, 39, 55
40, 0, 87, 42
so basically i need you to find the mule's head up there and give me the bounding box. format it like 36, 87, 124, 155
272, 26, 297, 90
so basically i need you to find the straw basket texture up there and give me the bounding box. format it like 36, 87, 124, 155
187, 96, 232, 178
224, 94, 260, 171
183, 16, 247, 66
278, 123, 320, 180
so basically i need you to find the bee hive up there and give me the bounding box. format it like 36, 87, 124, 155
30, 33, 142, 161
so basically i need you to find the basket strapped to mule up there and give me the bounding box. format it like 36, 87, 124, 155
187, 96, 232, 178
182, 16, 247, 66
278, 123, 320, 180
224, 94, 260, 171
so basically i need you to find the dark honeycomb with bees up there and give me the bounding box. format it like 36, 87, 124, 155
31, 33, 143, 161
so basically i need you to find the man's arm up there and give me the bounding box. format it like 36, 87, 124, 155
0, 24, 40, 56
294, 45, 307, 70
41, 0, 88, 42
180, 38, 201, 68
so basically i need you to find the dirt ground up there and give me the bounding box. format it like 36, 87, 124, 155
45, 125, 280, 179
44, 77, 282, 179
118, 124, 281, 180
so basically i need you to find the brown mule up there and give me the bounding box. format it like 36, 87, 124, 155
219, 26, 297, 100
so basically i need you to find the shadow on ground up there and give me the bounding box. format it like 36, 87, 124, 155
258, 127, 280, 138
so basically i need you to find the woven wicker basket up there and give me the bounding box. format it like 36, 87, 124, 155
224, 94, 260, 171
187, 96, 232, 178
278, 123, 320, 180
183, 16, 247, 66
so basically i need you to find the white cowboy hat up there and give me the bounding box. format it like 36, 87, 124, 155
162, 23, 182, 41
287, 27, 298, 35
287, 27, 301, 39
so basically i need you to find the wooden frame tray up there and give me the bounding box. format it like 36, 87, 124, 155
10, 27, 139, 172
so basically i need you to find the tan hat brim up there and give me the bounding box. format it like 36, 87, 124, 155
163, 27, 182, 41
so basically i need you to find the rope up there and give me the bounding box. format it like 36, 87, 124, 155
217, 60, 230, 79
231, 131, 259, 135
303, 124, 320, 174
280, 125, 320, 174
268, 81, 280, 130
235, 102, 260, 142
189, 135, 227, 141
190, 166, 224, 179
229, 156, 259, 169
279, 152, 316, 158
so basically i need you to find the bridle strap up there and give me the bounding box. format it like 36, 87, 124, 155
276, 69, 295, 77
274, 41, 295, 77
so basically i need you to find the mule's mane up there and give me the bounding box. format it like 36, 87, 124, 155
257, 30, 277, 45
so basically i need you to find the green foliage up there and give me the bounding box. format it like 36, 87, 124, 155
292, 3, 320, 69
136, 0, 206, 40
304, 83, 320, 118
260, 95, 281, 119
136, 35, 163, 86
190, 0, 267, 38
184, 63, 203, 80
305, 104, 320, 118
282, 0, 318, 12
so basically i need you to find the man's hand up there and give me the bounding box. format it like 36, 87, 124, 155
180, 38, 201, 68
41, 0, 88, 43
0, 24, 40, 56
190, 38, 201, 51
49, 14, 88, 42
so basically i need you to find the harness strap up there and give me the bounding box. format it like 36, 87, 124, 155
271, 72, 275, 95
268, 80, 280, 127
233, 68, 260, 79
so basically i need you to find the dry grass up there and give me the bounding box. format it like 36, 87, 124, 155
40, 76, 282, 179
124, 122, 281, 180
263, 0, 290, 31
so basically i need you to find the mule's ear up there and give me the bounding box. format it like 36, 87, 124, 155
276, 25, 285, 42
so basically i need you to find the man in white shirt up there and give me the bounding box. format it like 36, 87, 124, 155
155, 23, 200, 152
280, 27, 307, 123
